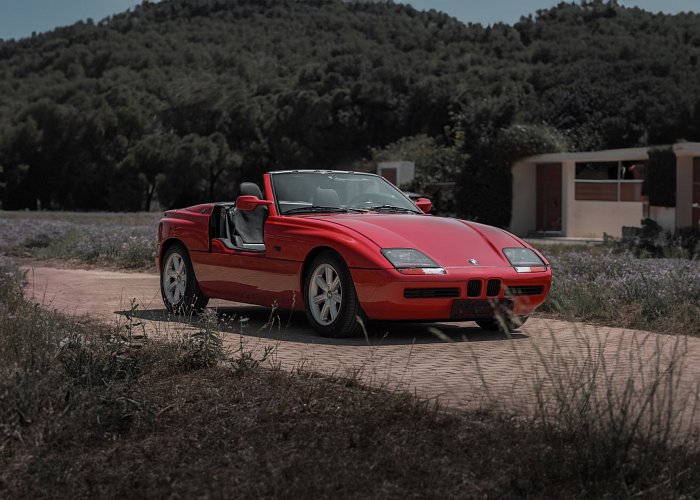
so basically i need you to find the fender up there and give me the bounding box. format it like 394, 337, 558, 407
158, 205, 214, 262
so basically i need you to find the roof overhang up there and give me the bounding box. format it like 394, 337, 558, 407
521, 142, 700, 163
524, 147, 651, 163
672, 142, 700, 156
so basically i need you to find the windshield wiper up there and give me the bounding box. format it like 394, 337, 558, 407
365, 204, 419, 214
283, 206, 368, 215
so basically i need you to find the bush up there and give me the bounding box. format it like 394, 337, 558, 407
614, 219, 700, 259
372, 134, 467, 215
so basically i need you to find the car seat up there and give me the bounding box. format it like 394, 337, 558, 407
313, 187, 340, 207
233, 182, 267, 251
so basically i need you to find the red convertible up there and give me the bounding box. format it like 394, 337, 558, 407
158, 170, 552, 337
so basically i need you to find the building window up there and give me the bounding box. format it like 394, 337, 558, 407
575, 161, 646, 202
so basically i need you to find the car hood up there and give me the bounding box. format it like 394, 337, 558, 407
317, 214, 526, 268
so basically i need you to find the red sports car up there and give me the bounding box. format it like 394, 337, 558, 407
158, 170, 552, 337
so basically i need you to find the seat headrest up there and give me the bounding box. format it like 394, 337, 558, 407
313, 188, 340, 207
240, 182, 263, 199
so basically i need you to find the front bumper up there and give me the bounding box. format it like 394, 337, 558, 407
350, 266, 552, 321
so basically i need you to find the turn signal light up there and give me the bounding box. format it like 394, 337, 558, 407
514, 266, 548, 273
397, 268, 447, 275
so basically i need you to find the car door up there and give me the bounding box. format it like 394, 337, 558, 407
194, 218, 300, 310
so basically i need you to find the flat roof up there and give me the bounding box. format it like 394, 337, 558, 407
522, 142, 700, 163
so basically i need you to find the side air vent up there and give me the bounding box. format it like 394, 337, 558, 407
404, 288, 460, 299
486, 279, 501, 297
467, 279, 482, 297
506, 285, 544, 296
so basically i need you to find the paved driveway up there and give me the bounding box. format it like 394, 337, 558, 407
24, 265, 700, 430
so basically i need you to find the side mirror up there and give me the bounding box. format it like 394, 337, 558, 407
415, 197, 432, 214
236, 195, 273, 211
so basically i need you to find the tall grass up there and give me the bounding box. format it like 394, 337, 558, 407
530, 329, 699, 496
467, 319, 700, 496
0, 256, 229, 452
0, 257, 161, 449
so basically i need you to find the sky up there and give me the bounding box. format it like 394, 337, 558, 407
0, 0, 699, 41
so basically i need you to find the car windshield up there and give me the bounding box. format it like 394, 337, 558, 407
270, 171, 421, 215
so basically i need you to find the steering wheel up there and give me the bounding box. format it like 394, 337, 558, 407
347, 192, 398, 207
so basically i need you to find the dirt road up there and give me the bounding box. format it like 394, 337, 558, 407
24, 265, 700, 426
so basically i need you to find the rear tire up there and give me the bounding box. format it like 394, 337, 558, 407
476, 315, 528, 333
304, 251, 366, 338
160, 243, 209, 314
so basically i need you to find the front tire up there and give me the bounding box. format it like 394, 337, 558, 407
476, 315, 528, 333
160, 243, 209, 314
304, 251, 365, 338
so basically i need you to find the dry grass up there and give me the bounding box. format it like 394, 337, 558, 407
469, 316, 700, 496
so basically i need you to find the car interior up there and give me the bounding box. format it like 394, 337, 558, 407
272, 172, 413, 213
210, 174, 418, 252
213, 182, 267, 252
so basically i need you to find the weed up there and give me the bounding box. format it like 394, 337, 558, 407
178, 308, 225, 370
229, 316, 274, 374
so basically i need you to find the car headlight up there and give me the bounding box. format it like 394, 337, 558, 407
381, 248, 446, 275
503, 247, 547, 273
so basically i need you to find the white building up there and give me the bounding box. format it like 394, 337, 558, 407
510, 142, 700, 238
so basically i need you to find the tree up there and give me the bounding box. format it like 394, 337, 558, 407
372, 134, 467, 214
117, 133, 178, 211
1, 0, 699, 211
458, 124, 570, 227
156, 133, 240, 208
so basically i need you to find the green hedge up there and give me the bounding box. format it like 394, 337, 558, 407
645, 147, 676, 207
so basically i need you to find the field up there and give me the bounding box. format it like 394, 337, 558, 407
0, 211, 160, 270
2, 211, 698, 335
2, 257, 700, 498
542, 245, 700, 335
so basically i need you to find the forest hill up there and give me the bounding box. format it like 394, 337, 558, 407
0, 0, 699, 226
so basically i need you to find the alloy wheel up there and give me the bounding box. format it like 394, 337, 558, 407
163, 252, 187, 305
308, 263, 343, 326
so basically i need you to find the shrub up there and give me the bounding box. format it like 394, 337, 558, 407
613, 219, 700, 259
372, 134, 467, 215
